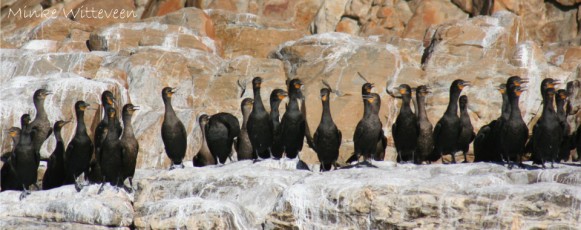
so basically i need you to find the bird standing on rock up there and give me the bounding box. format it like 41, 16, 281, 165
194, 114, 215, 167
313, 87, 342, 171
352, 93, 383, 167
474, 84, 508, 163
90, 91, 121, 183
280, 79, 306, 159
270, 89, 288, 159
392, 84, 418, 163
42, 120, 70, 190
161, 87, 187, 170
64, 101, 94, 191
247, 77, 273, 160
120, 104, 139, 191
457, 95, 475, 163
205, 113, 240, 164
99, 108, 123, 193
29, 89, 52, 165
13, 114, 38, 199
499, 76, 529, 169
433, 79, 470, 163
236, 98, 255, 160
415, 85, 435, 164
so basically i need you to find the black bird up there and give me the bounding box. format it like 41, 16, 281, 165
531, 87, 561, 168
64, 101, 94, 191
280, 79, 306, 159
361, 82, 387, 161
392, 84, 418, 163
42, 120, 70, 190
99, 108, 123, 192
120, 104, 139, 191
352, 93, 383, 166
161, 87, 187, 169
205, 113, 240, 164
474, 84, 507, 162
313, 87, 341, 171
30, 89, 52, 163
236, 98, 254, 160
556, 89, 572, 162
247, 77, 273, 159
1, 127, 21, 192
90, 91, 121, 183
457, 95, 475, 163
270, 89, 288, 159
194, 114, 215, 167
499, 76, 528, 169
433, 79, 470, 163
416, 85, 435, 164
528, 78, 558, 163
12, 114, 37, 199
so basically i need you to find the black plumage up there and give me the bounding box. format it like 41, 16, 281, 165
433, 79, 470, 163
360, 82, 387, 161
236, 98, 254, 160
42, 120, 70, 190
529, 78, 558, 165
352, 93, 383, 165
99, 108, 123, 189
392, 84, 418, 163
120, 104, 139, 191
415, 85, 435, 163
30, 89, 52, 164
499, 76, 528, 169
205, 113, 240, 164
313, 88, 341, 171
1, 127, 21, 191
474, 84, 507, 162
90, 91, 121, 183
161, 87, 187, 169
556, 89, 572, 162
12, 114, 37, 199
194, 114, 215, 167
280, 79, 306, 159
247, 77, 273, 159
64, 101, 94, 191
270, 89, 287, 159
531, 87, 562, 168
457, 95, 475, 163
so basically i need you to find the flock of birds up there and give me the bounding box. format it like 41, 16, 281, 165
1, 76, 580, 200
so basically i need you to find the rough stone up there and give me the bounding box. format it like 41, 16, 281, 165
70, 0, 138, 28
403, 0, 469, 40
141, 0, 187, 19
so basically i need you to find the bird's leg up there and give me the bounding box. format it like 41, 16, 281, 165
33, 183, 40, 191
124, 177, 134, 193
463, 151, 469, 163
451, 152, 457, 164
19, 184, 31, 200
97, 182, 106, 194
551, 160, 554, 169
74, 175, 83, 192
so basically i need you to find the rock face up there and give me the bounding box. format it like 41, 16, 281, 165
2, 0, 581, 228
1, 161, 580, 229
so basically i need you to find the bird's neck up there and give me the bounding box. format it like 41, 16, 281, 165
556, 100, 566, 118
445, 91, 460, 116
287, 97, 299, 111
54, 128, 64, 143
509, 94, 522, 119
164, 98, 176, 117
75, 111, 87, 134
321, 99, 333, 124
253, 88, 265, 110
460, 105, 469, 117
34, 99, 47, 121
501, 93, 510, 119
543, 97, 556, 114
270, 100, 281, 120
122, 114, 135, 139
242, 109, 251, 127
416, 96, 428, 119
401, 95, 413, 113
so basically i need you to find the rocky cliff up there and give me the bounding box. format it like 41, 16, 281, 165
1, 0, 581, 228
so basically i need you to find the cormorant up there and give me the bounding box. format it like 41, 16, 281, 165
360, 82, 387, 161
42, 120, 70, 190
499, 76, 528, 169
90, 91, 121, 183
392, 84, 419, 163
556, 89, 572, 162
120, 104, 139, 191
352, 93, 383, 166
433, 79, 470, 163
270, 89, 288, 159
64, 101, 94, 191
247, 77, 273, 159
205, 113, 240, 164
1, 127, 21, 192
29, 89, 52, 164
531, 87, 561, 168
313, 87, 341, 171
12, 114, 37, 199
236, 98, 254, 160
99, 108, 123, 192
193, 114, 215, 166
474, 84, 507, 162
415, 85, 435, 164
161, 87, 187, 169
528, 78, 557, 163
280, 79, 306, 159
457, 95, 475, 163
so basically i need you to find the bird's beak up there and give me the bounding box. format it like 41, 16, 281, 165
133, 106, 140, 110
462, 81, 472, 87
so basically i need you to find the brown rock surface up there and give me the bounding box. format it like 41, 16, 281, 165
403, 0, 469, 39
141, 0, 187, 19
70, 0, 138, 28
